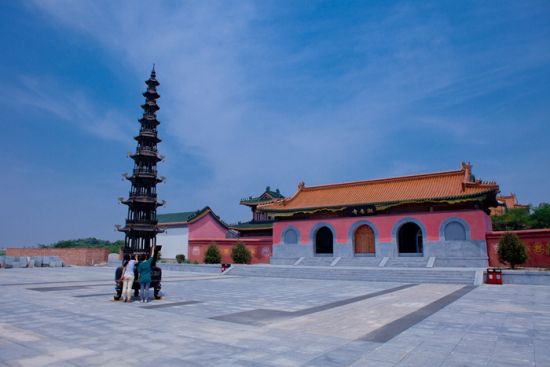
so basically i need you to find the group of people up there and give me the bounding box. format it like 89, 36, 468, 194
119, 246, 155, 303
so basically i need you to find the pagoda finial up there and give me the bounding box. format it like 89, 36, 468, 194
151, 64, 156, 78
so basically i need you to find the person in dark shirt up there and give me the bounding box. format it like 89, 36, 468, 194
137, 246, 155, 303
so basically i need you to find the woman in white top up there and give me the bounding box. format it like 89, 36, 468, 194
121, 254, 137, 302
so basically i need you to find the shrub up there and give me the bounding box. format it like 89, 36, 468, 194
175, 254, 185, 264
231, 242, 251, 264
204, 243, 221, 264
497, 232, 528, 269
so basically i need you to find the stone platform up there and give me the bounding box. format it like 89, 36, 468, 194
0, 267, 549, 366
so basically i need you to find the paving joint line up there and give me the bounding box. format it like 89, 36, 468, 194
358, 285, 477, 343
210, 284, 416, 325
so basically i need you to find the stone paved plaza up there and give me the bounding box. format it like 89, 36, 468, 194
0, 267, 549, 366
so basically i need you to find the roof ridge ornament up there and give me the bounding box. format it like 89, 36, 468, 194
461, 161, 473, 182
298, 181, 305, 190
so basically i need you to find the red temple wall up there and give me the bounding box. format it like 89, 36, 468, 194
272, 209, 490, 244
187, 238, 272, 264
188, 212, 228, 240
486, 229, 550, 268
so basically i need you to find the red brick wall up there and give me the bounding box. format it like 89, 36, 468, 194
6, 248, 110, 266
486, 229, 550, 268
188, 238, 272, 264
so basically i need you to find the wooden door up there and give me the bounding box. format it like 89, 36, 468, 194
354, 225, 375, 255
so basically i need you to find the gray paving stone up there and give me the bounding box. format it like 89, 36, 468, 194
0, 267, 549, 366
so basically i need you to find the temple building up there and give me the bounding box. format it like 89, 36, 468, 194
258, 162, 499, 267
157, 187, 283, 263
490, 193, 529, 216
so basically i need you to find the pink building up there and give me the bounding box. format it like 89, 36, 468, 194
259, 163, 499, 267
159, 187, 283, 264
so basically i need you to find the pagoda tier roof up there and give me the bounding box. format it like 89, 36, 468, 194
135, 128, 160, 140
116, 225, 163, 233
120, 197, 165, 207
240, 186, 285, 207
146, 79, 159, 87
145, 67, 159, 87
134, 135, 161, 143
130, 151, 163, 162
143, 90, 160, 99
141, 102, 159, 111
258, 162, 499, 214
124, 172, 164, 184
139, 115, 160, 123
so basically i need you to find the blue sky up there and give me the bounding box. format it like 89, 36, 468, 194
1, 1, 549, 247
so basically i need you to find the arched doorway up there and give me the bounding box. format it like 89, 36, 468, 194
354, 225, 375, 255
398, 222, 423, 255
315, 226, 333, 255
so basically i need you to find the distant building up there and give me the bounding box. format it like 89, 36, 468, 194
490, 193, 529, 216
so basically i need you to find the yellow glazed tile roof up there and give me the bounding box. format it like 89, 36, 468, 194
259, 163, 498, 212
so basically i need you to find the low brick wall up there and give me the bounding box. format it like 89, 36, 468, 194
6, 248, 109, 266
188, 238, 272, 264
486, 229, 550, 268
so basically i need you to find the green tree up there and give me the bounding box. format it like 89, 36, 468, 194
531, 203, 550, 229
204, 243, 221, 264
497, 232, 528, 269
231, 242, 252, 264
44, 237, 122, 253
492, 208, 532, 231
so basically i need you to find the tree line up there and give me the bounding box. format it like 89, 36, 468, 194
492, 203, 550, 231
39, 238, 123, 254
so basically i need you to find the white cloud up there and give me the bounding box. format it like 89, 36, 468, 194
27, 1, 550, 221
11, 75, 132, 143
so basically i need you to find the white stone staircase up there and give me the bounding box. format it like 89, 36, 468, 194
227, 264, 478, 284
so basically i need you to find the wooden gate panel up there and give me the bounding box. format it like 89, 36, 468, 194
354, 225, 375, 254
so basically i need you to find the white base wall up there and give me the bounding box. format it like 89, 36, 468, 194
157, 227, 189, 259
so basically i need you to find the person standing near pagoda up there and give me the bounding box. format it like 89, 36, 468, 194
137, 246, 155, 303
120, 254, 137, 302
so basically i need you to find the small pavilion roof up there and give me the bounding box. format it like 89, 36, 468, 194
240, 186, 285, 207
258, 162, 499, 214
